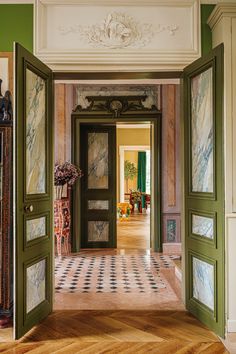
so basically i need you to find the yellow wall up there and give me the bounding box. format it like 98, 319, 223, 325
124, 151, 138, 192
117, 128, 150, 201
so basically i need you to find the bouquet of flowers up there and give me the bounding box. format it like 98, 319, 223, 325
117, 203, 132, 220
130, 189, 142, 203
54, 162, 83, 186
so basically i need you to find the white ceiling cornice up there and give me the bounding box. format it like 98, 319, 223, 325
208, 2, 236, 29
0, 0, 34, 3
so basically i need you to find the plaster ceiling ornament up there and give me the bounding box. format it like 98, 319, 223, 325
58, 12, 179, 49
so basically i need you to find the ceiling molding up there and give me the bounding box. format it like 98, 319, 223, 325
35, 0, 201, 72
0, 0, 34, 3
208, 2, 236, 29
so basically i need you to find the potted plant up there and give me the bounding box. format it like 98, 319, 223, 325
124, 160, 138, 193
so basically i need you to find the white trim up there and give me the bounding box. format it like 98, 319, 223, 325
227, 320, 236, 332
119, 145, 150, 203
202, 0, 236, 3
0, 0, 34, 3
54, 79, 180, 85
34, 0, 201, 72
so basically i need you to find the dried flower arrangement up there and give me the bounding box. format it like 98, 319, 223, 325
54, 162, 83, 186
54, 162, 83, 199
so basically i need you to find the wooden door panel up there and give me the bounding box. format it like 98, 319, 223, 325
80, 125, 116, 248
14, 43, 53, 339
184, 44, 224, 337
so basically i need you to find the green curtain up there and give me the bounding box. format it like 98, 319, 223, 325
137, 152, 146, 208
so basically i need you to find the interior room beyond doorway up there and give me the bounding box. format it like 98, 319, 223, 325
117, 124, 151, 250
53, 82, 182, 314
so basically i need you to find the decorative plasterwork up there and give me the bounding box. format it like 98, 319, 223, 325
59, 12, 179, 49
34, 0, 200, 71
73, 95, 159, 117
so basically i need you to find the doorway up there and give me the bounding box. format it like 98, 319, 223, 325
53, 92, 182, 313
71, 95, 161, 253
117, 127, 151, 250
9, 42, 226, 342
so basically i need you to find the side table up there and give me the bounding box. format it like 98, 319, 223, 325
54, 198, 71, 256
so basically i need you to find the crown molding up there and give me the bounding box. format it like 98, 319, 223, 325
34, 0, 200, 72
0, 0, 34, 3
208, 3, 236, 29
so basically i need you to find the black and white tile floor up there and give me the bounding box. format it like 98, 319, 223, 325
55, 254, 180, 295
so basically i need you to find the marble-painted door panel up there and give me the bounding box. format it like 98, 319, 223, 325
26, 68, 46, 195
191, 67, 213, 193
88, 132, 108, 189
192, 256, 214, 311
26, 216, 46, 242
88, 221, 109, 242
26, 259, 46, 314
88, 200, 109, 210
192, 214, 214, 240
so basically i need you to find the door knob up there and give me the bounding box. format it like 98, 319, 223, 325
24, 205, 34, 213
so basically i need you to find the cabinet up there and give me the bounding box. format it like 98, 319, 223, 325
0, 123, 13, 326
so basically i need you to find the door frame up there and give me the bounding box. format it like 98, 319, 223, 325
71, 97, 161, 253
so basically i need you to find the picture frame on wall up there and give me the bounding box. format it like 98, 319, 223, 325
0, 52, 13, 94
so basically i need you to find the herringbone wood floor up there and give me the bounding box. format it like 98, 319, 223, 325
0, 310, 228, 353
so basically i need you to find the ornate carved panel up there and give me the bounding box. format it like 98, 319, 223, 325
73, 95, 159, 118
35, 0, 200, 71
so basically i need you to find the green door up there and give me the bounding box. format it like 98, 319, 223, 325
184, 44, 224, 337
14, 43, 53, 339
80, 125, 116, 248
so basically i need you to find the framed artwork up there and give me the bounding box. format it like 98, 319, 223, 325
0, 52, 13, 94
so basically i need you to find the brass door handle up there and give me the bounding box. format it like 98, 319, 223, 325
24, 205, 34, 213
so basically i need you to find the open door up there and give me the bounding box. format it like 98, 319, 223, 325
183, 44, 224, 337
14, 43, 53, 339
80, 125, 116, 248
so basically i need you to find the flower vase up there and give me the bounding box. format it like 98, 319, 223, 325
56, 185, 63, 199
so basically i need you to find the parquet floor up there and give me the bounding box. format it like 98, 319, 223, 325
117, 211, 150, 249
0, 310, 228, 353
0, 214, 229, 352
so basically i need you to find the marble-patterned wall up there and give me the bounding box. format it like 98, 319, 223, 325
162, 85, 181, 244
76, 85, 161, 110
54, 84, 76, 163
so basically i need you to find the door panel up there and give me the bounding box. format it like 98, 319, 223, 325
184, 44, 224, 337
14, 43, 53, 339
80, 125, 116, 248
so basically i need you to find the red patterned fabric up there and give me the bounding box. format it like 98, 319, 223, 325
54, 198, 71, 256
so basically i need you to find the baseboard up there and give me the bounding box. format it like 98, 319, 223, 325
175, 266, 182, 281
162, 243, 182, 254
227, 320, 236, 332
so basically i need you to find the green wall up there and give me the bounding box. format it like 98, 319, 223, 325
0, 5, 33, 52
201, 4, 215, 56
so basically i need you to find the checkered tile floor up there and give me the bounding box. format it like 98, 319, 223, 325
55, 254, 179, 294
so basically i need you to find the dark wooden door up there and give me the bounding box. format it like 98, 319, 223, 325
80, 125, 116, 248
14, 43, 53, 339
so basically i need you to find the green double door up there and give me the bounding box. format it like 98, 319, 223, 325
14, 42, 225, 338
14, 43, 53, 339
183, 44, 224, 337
